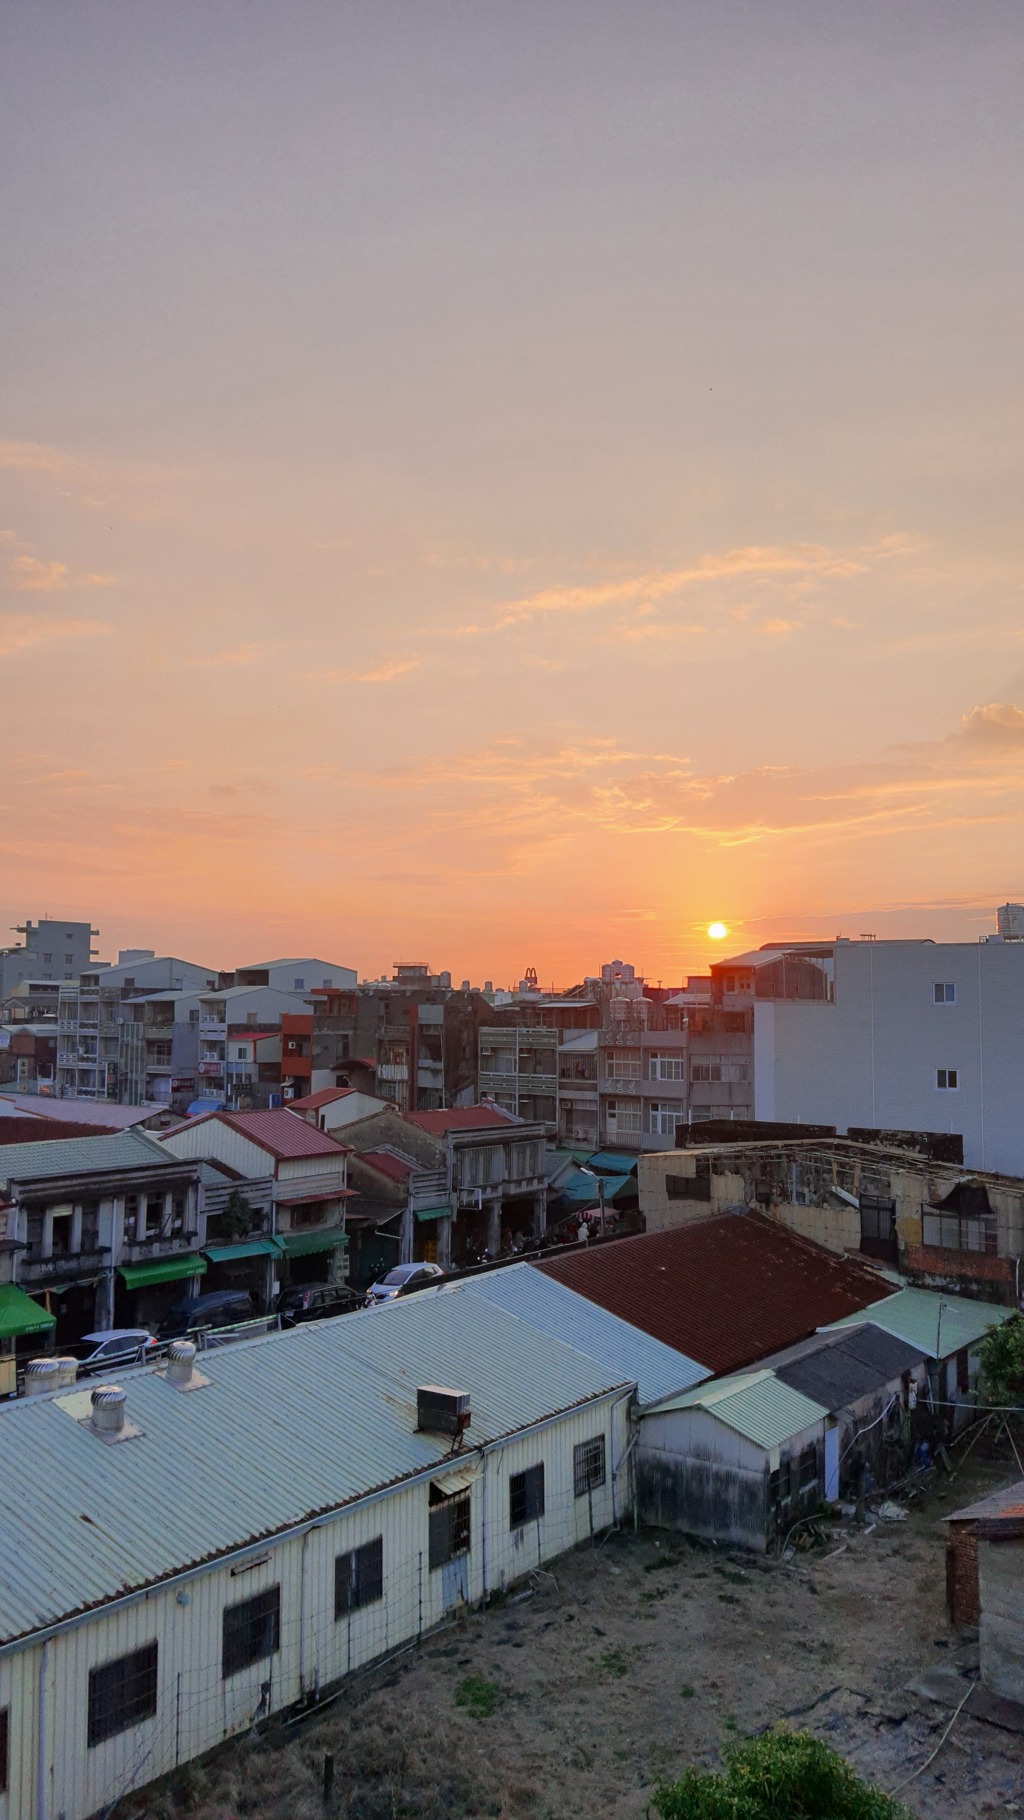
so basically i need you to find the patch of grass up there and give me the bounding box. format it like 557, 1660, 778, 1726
717, 1593, 740, 1605
453, 1673, 500, 1718
595, 1646, 630, 1679
679, 1684, 696, 1699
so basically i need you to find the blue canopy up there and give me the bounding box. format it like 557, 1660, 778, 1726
586, 1151, 640, 1176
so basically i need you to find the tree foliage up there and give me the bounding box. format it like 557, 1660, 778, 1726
650, 1729, 911, 1820
978, 1314, 1024, 1407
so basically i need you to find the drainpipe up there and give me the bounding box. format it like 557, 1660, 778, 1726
36, 1638, 49, 1820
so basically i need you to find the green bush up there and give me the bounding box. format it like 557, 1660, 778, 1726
650, 1728, 910, 1819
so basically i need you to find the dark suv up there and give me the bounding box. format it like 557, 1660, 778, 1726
158, 1289, 255, 1339
276, 1283, 354, 1326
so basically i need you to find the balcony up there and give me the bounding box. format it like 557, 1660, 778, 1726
120, 1234, 198, 1263
199, 1020, 226, 1038
377, 1062, 409, 1082
19, 1247, 111, 1286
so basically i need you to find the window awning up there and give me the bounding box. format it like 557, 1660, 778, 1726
414, 1206, 451, 1223
118, 1256, 208, 1290
276, 1228, 349, 1257
431, 1462, 481, 1496
0, 1283, 56, 1340
203, 1240, 279, 1263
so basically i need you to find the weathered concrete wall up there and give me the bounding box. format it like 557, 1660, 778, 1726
636, 1450, 768, 1551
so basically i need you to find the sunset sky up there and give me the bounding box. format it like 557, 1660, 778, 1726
3, 2, 1023, 985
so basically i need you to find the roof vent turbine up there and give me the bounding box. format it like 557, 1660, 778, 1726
91, 1385, 127, 1435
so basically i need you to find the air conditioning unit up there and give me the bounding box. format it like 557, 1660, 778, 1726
417, 1384, 471, 1438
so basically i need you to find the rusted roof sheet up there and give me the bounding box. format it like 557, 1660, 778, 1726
535, 1213, 897, 1376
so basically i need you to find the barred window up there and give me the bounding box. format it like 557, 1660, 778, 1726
335, 1537, 384, 1616
0, 1707, 8, 1793
222, 1586, 280, 1678
87, 1642, 158, 1747
428, 1490, 471, 1569
922, 1209, 998, 1255
509, 1464, 545, 1529
573, 1436, 606, 1498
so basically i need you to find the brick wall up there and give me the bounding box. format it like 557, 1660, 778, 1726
904, 1246, 1015, 1302
946, 1520, 979, 1627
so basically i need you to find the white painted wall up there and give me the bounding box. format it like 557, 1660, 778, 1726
0, 1393, 628, 1820
751, 941, 1024, 1174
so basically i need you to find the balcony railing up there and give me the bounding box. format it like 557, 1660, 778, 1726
120, 1235, 199, 1262
19, 1248, 111, 1284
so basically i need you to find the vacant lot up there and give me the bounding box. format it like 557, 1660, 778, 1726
138, 1450, 1023, 1820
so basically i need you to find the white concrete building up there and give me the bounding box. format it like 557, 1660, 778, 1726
714, 937, 1024, 1175
0, 1287, 630, 1820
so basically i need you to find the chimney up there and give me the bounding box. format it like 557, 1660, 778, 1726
91, 1385, 127, 1435
416, 1384, 470, 1439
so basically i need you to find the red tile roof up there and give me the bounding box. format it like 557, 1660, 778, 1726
403, 1105, 516, 1135
357, 1149, 416, 1183
535, 1213, 896, 1376
287, 1086, 357, 1111
166, 1108, 349, 1160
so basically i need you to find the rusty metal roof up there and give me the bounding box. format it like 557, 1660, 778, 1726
535, 1213, 896, 1376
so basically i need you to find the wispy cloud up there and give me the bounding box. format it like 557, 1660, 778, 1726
189, 644, 268, 669
0, 615, 113, 658
322, 656, 421, 684
2, 530, 116, 593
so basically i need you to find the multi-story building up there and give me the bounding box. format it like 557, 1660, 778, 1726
57, 955, 218, 1104
223, 957, 357, 992
0, 1129, 203, 1349
196, 988, 311, 1106
0, 917, 99, 997
310, 968, 490, 1112
710, 923, 1024, 1175
479, 963, 710, 1154
0, 1022, 57, 1092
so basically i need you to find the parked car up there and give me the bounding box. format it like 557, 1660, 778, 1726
276, 1283, 355, 1326
74, 1329, 159, 1376
158, 1289, 255, 1339
364, 1262, 446, 1306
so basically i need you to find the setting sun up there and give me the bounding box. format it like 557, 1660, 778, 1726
707, 922, 729, 941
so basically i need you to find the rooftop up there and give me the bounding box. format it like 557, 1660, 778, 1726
0, 1128, 185, 1189
164, 1109, 350, 1160
404, 1105, 520, 1135
356, 1148, 416, 1183
649, 1368, 828, 1452
0, 1283, 629, 1646
460, 1262, 708, 1406
287, 1086, 358, 1111
826, 1286, 1013, 1359
759, 1323, 926, 1413
536, 1213, 896, 1376
0, 1094, 157, 1129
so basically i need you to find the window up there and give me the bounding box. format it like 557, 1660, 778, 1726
648, 1054, 684, 1081
666, 1170, 711, 1202
124, 1193, 139, 1239
648, 1103, 680, 1136
222, 1586, 280, 1678
170, 1194, 186, 1233
335, 1537, 384, 1616
189, 1008, 200, 1023
691, 1059, 748, 1083
428, 1488, 471, 1569
936, 1069, 959, 1090
859, 1194, 896, 1242
509, 1464, 545, 1529
87, 1642, 158, 1746
573, 1436, 606, 1498
933, 982, 956, 1005
236, 1045, 249, 1060
798, 1446, 818, 1491
293, 977, 305, 989
922, 1207, 997, 1255
607, 1051, 641, 1079
64, 953, 73, 965
725, 976, 736, 992
42, 951, 52, 963
0, 1706, 7, 1794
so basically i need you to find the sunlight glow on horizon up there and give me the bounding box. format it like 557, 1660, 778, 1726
707, 923, 729, 942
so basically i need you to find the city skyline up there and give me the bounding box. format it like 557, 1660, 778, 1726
3, 3, 1022, 981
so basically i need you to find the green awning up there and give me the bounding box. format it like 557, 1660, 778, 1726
203, 1240, 280, 1263
414, 1205, 451, 1223
0, 1283, 56, 1340
118, 1256, 208, 1290
276, 1229, 349, 1257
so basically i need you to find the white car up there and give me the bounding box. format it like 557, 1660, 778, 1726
74, 1329, 158, 1376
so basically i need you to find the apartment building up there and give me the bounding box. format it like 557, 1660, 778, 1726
196, 988, 311, 1106
711, 927, 1024, 1175
0, 917, 99, 997
311, 968, 490, 1112
57, 956, 218, 1104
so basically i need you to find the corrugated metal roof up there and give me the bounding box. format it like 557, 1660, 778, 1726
164, 1109, 348, 1159
459, 1262, 709, 1407
404, 1106, 519, 1134
536, 1213, 894, 1375
0, 1128, 182, 1188
762, 1324, 926, 1414
556, 1171, 635, 1207
826, 1287, 1013, 1359
651, 1368, 828, 1451
944, 1478, 1024, 1525
0, 1094, 157, 1129
0, 1281, 629, 1647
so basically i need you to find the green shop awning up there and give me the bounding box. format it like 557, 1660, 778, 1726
414, 1206, 452, 1224
276, 1228, 349, 1258
118, 1256, 208, 1290
0, 1283, 56, 1340
204, 1239, 280, 1263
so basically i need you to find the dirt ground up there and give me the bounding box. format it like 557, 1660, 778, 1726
138, 1447, 1024, 1820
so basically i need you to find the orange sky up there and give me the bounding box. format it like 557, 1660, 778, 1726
2, 4, 1023, 987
